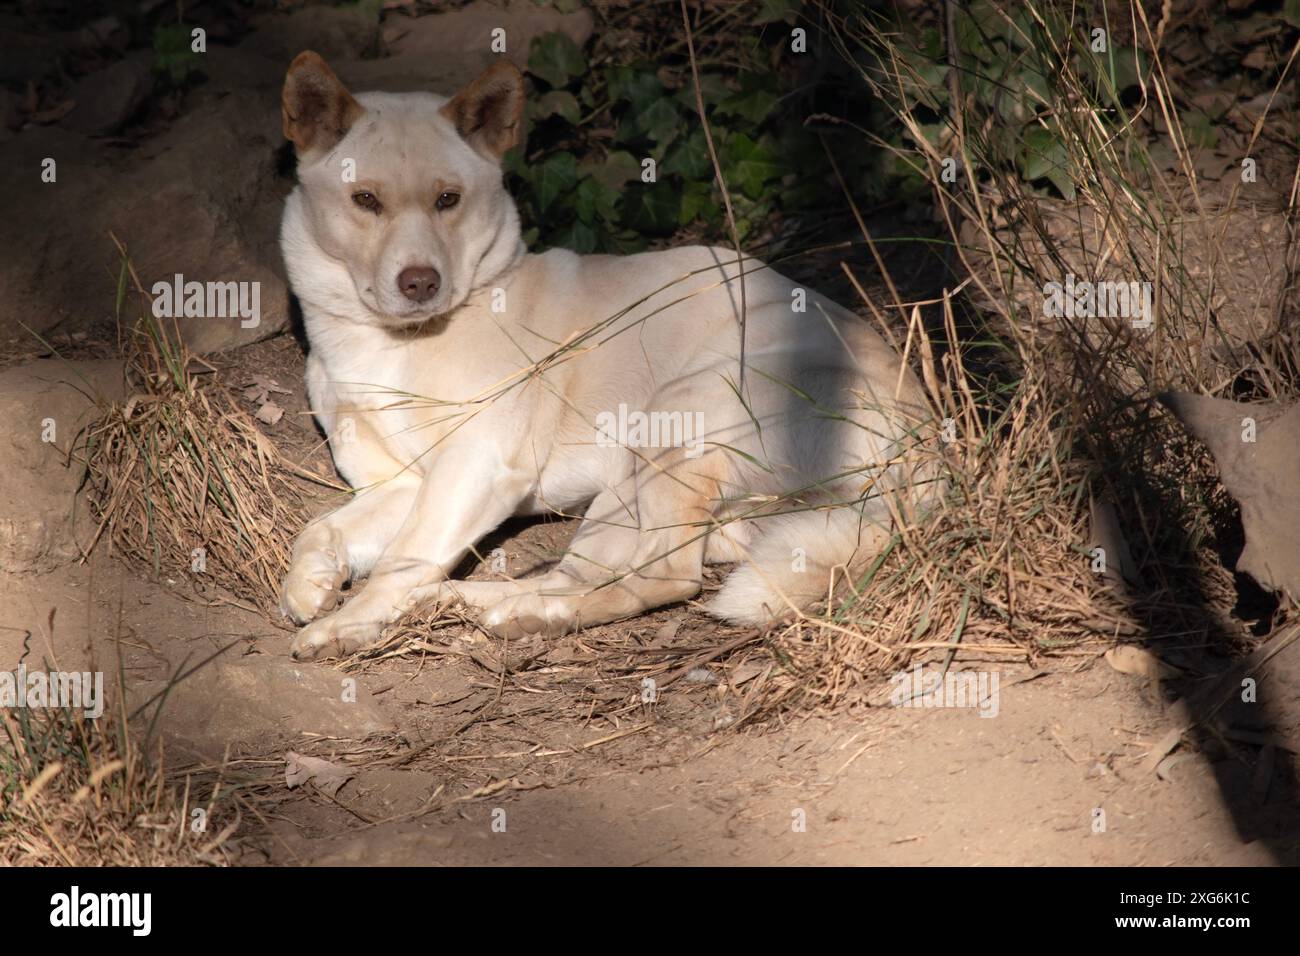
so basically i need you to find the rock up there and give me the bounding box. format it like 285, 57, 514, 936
341, 0, 596, 91
78, 15, 130, 55
0, 87, 19, 133
1159, 392, 1300, 601
199, 45, 286, 95
0, 17, 60, 85
0, 360, 124, 573
66, 59, 153, 136
0, 91, 289, 354
0, 126, 120, 341
130, 657, 395, 760
248, 3, 384, 62
109, 89, 290, 353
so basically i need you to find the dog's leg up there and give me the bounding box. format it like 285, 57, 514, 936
280, 475, 420, 624
355, 577, 556, 617
480, 445, 729, 637
289, 450, 535, 660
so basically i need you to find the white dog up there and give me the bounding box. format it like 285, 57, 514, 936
278, 52, 939, 660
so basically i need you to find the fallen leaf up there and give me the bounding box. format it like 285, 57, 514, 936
243, 374, 291, 405
284, 751, 354, 797
1155, 753, 1194, 782
1242, 46, 1271, 70
1105, 645, 1179, 680
1142, 725, 1185, 773
727, 661, 767, 685
32, 100, 75, 124
651, 618, 682, 646
1090, 494, 1140, 589
255, 400, 284, 425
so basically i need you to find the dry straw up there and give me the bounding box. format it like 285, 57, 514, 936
79, 250, 334, 616
0, 643, 237, 865
741, 0, 1300, 719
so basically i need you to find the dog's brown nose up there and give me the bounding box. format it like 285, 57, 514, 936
397, 266, 441, 302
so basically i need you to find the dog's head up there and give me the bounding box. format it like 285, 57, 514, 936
282, 52, 525, 326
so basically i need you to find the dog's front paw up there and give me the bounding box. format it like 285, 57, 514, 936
280, 547, 349, 624
289, 613, 382, 661
480, 592, 579, 640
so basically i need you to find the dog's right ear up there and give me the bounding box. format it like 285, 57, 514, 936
282, 51, 363, 157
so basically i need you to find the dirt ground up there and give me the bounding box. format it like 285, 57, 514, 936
3, 337, 1297, 867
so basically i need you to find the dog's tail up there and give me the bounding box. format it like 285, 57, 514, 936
706, 503, 896, 625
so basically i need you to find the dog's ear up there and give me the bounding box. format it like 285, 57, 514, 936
440, 60, 525, 161
282, 51, 363, 156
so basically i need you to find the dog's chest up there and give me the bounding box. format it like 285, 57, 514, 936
307, 346, 468, 485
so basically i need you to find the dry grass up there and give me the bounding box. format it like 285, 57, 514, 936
78, 255, 337, 617
3, 254, 334, 863
733, 0, 1300, 716
0, 687, 237, 866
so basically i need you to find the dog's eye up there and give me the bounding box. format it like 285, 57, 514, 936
352, 191, 382, 213
435, 191, 460, 211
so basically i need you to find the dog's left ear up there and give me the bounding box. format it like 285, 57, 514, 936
440, 60, 525, 161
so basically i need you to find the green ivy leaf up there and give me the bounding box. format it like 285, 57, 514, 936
153, 23, 202, 84
1080, 43, 1149, 103
1106, 46, 1150, 93
1020, 64, 1052, 108
674, 73, 730, 110
717, 84, 780, 124
636, 97, 681, 145
896, 47, 949, 112
1020, 126, 1075, 199
533, 151, 579, 213
662, 130, 712, 179
621, 185, 680, 235
528, 32, 587, 88
502, 145, 527, 177
611, 68, 669, 147
606, 67, 662, 113
532, 90, 581, 124
552, 218, 598, 254
574, 176, 621, 223
723, 133, 782, 199
754, 0, 801, 25
679, 180, 717, 226
587, 150, 641, 191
